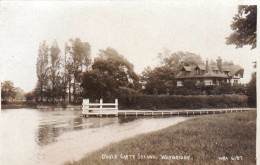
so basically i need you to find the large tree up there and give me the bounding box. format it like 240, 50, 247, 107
141, 66, 175, 95
158, 51, 204, 69
49, 40, 62, 102
1, 80, 16, 102
142, 51, 204, 95
81, 48, 139, 101
226, 5, 257, 49
36, 41, 49, 102
65, 38, 91, 102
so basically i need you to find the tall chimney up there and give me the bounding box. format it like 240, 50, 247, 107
206, 59, 209, 73
217, 56, 222, 72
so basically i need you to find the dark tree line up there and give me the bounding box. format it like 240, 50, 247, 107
30, 39, 140, 103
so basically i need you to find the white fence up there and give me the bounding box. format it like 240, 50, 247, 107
82, 99, 118, 116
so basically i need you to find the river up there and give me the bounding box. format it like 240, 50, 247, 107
0, 108, 187, 165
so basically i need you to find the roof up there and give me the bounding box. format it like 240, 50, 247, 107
222, 67, 231, 72
196, 65, 205, 70
227, 65, 244, 77
176, 63, 244, 79
180, 66, 192, 71
202, 70, 227, 78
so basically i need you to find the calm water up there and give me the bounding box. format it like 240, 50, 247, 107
0, 108, 187, 165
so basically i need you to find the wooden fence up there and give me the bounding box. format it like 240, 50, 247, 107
82, 99, 118, 117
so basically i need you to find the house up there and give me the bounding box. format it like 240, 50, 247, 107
175, 57, 244, 87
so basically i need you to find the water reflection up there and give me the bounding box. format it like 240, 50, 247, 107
35, 109, 120, 145
1, 108, 187, 165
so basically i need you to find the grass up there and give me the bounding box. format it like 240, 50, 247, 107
65, 111, 256, 165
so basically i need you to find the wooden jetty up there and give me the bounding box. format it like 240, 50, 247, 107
82, 99, 256, 117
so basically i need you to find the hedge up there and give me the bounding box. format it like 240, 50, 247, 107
118, 94, 248, 110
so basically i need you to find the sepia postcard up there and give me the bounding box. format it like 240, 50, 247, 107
0, 1, 259, 165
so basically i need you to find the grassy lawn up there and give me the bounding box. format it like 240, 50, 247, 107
65, 111, 256, 165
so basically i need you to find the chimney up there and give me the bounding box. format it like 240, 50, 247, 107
216, 56, 222, 72
206, 59, 209, 73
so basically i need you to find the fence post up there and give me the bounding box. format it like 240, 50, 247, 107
115, 99, 118, 116
115, 99, 118, 110
86, 99, 89, 114
82, 99, 85, 114
100, 99, 103, 116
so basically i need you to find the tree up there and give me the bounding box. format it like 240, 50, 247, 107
25, 91, 34, 102
65, 38, 91, 102
142, 51, 204, 95
1, 80, 16, 102
246, 72, 256, 107
158, 51, 204, 68
94, 48, 139, 88
49, 40, 62, 102
14, 87, 25, 101
141, 66, 175, 95
81, 48, 139, 101
226, 5, 257, 49
36, 41, 49, 102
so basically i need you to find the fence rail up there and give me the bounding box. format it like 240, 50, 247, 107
82, 99, 118, 116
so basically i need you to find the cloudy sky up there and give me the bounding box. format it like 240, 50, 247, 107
0, 1, 258, 92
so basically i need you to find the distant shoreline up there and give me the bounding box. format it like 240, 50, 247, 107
1, 102, 81, 110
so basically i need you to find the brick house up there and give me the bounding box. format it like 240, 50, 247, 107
175, 57, 244, 87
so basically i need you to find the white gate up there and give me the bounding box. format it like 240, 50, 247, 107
82, 99, 118, 116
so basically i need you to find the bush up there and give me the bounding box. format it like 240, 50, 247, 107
120, 94, 248, 110
61, 101, 68, 109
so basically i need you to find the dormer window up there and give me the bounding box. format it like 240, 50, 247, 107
224, 71, 229, 75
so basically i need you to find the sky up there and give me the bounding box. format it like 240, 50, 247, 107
0, 1, 258, 92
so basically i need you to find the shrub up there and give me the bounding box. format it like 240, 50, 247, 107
120, 94, 248, 110
61, 101, 68, 109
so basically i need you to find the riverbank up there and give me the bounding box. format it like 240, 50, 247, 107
1, 102, 81, 110
65, 111, 256, 165
1, 102, 37, 109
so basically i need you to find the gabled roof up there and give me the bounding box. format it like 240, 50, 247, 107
195, 65, 205, 70
227, 65, 244, 77
175, 66, 227, 79
180, 66, 192, 71
175, 61, 244, 79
